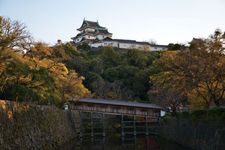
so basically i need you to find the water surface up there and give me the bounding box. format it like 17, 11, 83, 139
61, 135, 191, 150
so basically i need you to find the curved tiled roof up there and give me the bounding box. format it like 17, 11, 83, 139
78, 20, 106, 31
96, 28, 112, 35
103, 38, 150, 45
77, 98, 162, 109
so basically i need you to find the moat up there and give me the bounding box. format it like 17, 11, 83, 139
62, 135, 191, 150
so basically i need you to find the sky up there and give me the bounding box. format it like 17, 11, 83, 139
1, 0, 225, 45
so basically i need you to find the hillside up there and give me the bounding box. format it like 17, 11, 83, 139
53, 44, 161, 102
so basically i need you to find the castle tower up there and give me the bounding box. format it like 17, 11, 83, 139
72, 19, 112, 45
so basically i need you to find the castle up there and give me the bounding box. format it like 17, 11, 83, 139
72, 19, 168, 51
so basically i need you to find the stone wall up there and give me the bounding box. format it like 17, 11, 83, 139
159, 117, 225, 150
0, 100, 76, 150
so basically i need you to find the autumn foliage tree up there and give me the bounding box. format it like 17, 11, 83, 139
0, 16, 32, 51
150, 30, 225, 110
149, 51, 187, 114
0, 16, 90, 105
185, 31, 225, 108
0, 16, 33, 98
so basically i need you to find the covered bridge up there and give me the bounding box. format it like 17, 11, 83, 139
70, 98, 162, 122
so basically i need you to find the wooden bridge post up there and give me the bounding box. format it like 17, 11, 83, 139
121, 115, 124, 137
91, 112, 94, 137
79, 111, 83, 138
133, 115, 136, 136
102, 113, 105, 137
145, 115, 149, 136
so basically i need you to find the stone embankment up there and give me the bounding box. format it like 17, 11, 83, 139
159, 112, 225, 150
0, 100, 76, 150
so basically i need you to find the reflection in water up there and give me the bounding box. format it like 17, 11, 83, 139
61, 135, 191, 150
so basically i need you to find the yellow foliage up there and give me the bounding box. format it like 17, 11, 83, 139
49, 63, 69, 78
160, 51, 177, 61
13, 103, 30, 112
188, 89, 208, 110
0, 100, 7, 110
57, 71, 90, 103
32, 42, 53, 57
0, 17, 90, 105
7, 111, 13, 120
19, 75, 32, 83
0, 63, 6, 74
0, 100, 30, 120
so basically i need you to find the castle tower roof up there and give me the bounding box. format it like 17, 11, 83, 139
77, 19, 106, 31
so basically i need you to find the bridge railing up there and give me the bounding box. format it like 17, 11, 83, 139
70, 104, 160, 121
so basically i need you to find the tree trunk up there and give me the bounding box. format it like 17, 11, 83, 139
171, 105, 177, 116
214, 99, 221, 107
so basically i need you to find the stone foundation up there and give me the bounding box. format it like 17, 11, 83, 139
0, 100, 76, 150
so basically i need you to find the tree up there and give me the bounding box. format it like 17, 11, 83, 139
149, 86, 186, 115
167, 43, 185, 50
0, 16, 32, 92
150, 30, 225, 110
185, 30, 225, 107
0, 16, 32, 52
127, 49, 148, 68
149, 51, 187, 114
101, 46, 121, 68
58, 71, 90, 103
0, 17, 90, 105
29, 42, 53, 59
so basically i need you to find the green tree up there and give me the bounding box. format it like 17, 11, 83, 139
101, 46, 121, 68
127, 49, 148, 68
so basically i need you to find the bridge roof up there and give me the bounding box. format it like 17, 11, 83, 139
78, 98, 162, 110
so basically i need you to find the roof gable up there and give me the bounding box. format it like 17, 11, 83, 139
78, 19, 106, 31
85, 20, 100, 27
